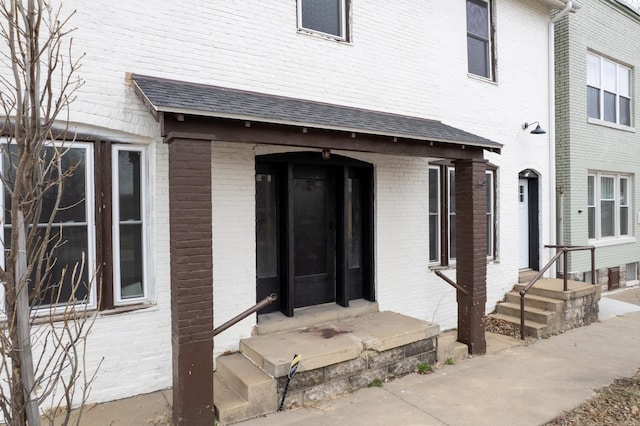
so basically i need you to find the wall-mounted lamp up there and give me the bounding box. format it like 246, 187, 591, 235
522, 121, 546, 134
322, 148, 331, 160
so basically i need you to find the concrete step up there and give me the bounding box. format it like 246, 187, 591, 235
436, 330, 468, 364
504, 291, 564, 312
214, 353, 276, 425
514, 279, 597, 301
242, 311, 439, 378
489, 313, 547, 339
518, 269, 539, 284
496, 302, 556, 325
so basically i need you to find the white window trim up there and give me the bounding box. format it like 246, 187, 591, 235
466, 0, 494, 81
486, 170, 495, 259
428, 166, 441, 264
587, 171, 633, 243
112, 144, 149, 305
0, 140, 98, 311
587, 52, 632, 127
297, 0, 347, 41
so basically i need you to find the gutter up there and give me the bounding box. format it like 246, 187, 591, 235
548, 1, 575, 276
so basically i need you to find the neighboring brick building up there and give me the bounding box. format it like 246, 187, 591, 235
0, 0, 576, 423
555, 0, 640, 289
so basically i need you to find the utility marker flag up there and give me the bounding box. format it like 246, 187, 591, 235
278, 354, 301, 411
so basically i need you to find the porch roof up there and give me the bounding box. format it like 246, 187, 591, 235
131, 73, 502, 153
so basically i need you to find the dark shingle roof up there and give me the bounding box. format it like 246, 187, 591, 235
131, 74, 501, 152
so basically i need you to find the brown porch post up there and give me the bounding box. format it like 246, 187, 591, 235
168, 138, 215, 425
455, 158, 488, 355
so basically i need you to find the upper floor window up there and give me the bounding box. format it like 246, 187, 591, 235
429, 165, 495, 266
588, 172, 632, 241
298, 0, 347, 40
466, 0, 494, 79
587, 52, 632, 126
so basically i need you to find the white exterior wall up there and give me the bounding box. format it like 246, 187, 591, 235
0, 0, 557, 404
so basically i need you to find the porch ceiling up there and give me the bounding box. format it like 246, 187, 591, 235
131, 74, 502, 155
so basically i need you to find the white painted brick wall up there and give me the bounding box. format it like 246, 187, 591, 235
0, 0, 557, 405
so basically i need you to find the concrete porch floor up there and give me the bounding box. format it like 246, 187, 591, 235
242, 309, 440, 378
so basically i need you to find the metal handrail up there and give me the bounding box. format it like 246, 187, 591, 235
213, 293, 278, 337
434, 269, 469, 296
519, 245, 595, 340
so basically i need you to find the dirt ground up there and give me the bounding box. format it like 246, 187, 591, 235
543, 369, 640, 425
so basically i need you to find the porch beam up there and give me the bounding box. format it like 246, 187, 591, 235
454, 158, 488, 355
168, 138, 215, 424
163, 115, 490, 160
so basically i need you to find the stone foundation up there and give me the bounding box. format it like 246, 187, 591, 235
277, 337, 437, 409
561, 291, 599, 331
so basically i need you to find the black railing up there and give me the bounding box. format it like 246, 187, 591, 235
213, 293, 278, 337
519, 245, 595, 340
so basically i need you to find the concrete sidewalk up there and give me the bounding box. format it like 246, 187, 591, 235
71, 287, 640, 425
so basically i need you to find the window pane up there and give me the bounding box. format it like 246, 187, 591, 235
449, 218, 456, 259
348, 178, 361, 269
618, 67, 630, 97
586, 54, 600, 87
429, 216, 439, 262
119, 223, 144, 298
301, 0, 341, 36
4, 225, 91, 306
448, 169, 456, 260
620, 207, 629, 236
466, 0, 488, 37
428, 168, 440, 263
2, 144, 90, 307
294, 177, 328, 276
587, 175, 595, 206
467, 36, 489, 77
429, 169, 439, 214
118, 150, 142, 221
620, 97, 631, 126
486, 173, 493, 257
601, 177, 614, 199
602, 59, 617, 92
601, 200, 614, 237
603, 91, 616, 122
620, 178, 628, 205
588, 206, 595, 239
587, 87, 600, 119
256, 174, 278, 278
620, 178, 629, 236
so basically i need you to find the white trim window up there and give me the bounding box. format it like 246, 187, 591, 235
297, 0, 347, 40
112, 145, 147, 304
588, 172, 632, 240
466, 0, 494, 79
1, 141, 97, 308
587, 52, 632, 126
429, 165, 496, 266
0, 140, 150, 310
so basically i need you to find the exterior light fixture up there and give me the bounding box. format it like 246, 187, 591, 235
322, 148, 331, 160
522, 121, 546, 134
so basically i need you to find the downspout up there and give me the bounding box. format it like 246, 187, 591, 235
548, 1, 573, 276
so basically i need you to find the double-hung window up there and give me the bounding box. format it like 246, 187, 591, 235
429, 165, 496, 266
297, 0, 348, 40
587, 172, 632, 241
466, 0, 494, 79
0, 140, 149, 309
587, 52, 632, 126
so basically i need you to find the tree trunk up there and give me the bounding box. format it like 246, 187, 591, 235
16, 211, 41, 425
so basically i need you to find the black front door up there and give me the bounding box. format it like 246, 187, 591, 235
293, 166, 335, 307
256, 153, 375, 317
